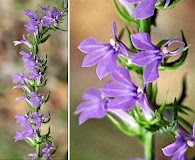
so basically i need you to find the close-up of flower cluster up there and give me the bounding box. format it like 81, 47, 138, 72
74, 0, 195, 159
13, 3, 67, 160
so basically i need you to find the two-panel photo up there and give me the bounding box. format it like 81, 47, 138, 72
0, 0, 195, 160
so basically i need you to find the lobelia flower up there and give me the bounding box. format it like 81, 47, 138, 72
14, 123, 37, 142
101, 66, 154, 120
15, 113, 30, 127
38, 5, 67, 27
78, 21, 129, 79
13, 35, 32, 49
131, 33, 185, 83
162, 123, 195, 160
75, 88, 138, 129
24, 9, 42, 35
27, 153, 37, 160
74, 88, 109, 124
29, 92, 43, 108
31, 112, 43, 129
123, 0, 171, 20
42, 142, 56, 159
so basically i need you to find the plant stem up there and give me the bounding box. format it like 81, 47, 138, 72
36, 141, 40, 158
143, 131, 154, 160
139, 18, 151, 33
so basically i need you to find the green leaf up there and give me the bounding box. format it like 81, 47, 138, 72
118, 28, 125, 41
156, 39, 169, 48
178, 74, 187, 105
124, 24, 136, 51
157, 93, 168, 114
44, 91, 50, 103
156, 0, 183, 10
38, 34, 51, 44
38, 77, 48, 88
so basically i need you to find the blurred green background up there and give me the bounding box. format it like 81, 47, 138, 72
0, 0, 68, 159
70, 0, 195, 160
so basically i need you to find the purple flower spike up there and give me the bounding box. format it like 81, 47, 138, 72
162, 123, 195, 160
131, 33, 185, 83
74, 88, 109, 124
124, 0, 170, 20
102, 66, 154, 119
78, 21, 129, 79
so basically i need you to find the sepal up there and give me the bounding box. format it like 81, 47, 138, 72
156, 0, 183, 10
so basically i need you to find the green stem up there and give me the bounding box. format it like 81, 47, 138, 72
36, 142, 40, 158
139, 18, 151, 33
143, 131, 154, 160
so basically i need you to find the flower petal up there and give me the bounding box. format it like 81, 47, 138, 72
131, 33, 158, 50
134, 0, 157, 20
82, 88, 102, 101
96, 50, 117, 79
78, 106, 106, 124
144, 59, 161, 83
78, 37, 108, 53
112, 21, 118, 40
111, 66, 136, 88
108, 96, 138, 110
164, 39, 185, 56
132, 50, 159, 66
82, 45, 110, 67
102, 82, 137, 97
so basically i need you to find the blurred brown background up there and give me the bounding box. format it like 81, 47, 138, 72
70, 0, 195, 159
0, 0, 68, 159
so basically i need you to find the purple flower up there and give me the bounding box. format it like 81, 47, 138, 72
78, 21, 129, 79
124, 0, 171, 20
101, 66, 154, 120
42, 142, 56, 159
27, 153, 37, 159
13, 73, 28, 83
13, 83, 31, 93
15, 113, 30, 127
162, 123, 195, 160
131, 33, 185, 83
29, 92, 42, 108
13, 35, 32, 49
75, 88, 139, 128
74, 88, 109, 124
14, 124, 36, 142
24, 9, 42, 35
38, 5, 66, 27
32, 112, 42, 129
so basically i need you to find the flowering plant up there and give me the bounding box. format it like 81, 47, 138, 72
75, 0, 195, 159
13, 1, 67, 159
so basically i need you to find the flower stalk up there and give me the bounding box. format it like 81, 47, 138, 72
13, 2, 67, 159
